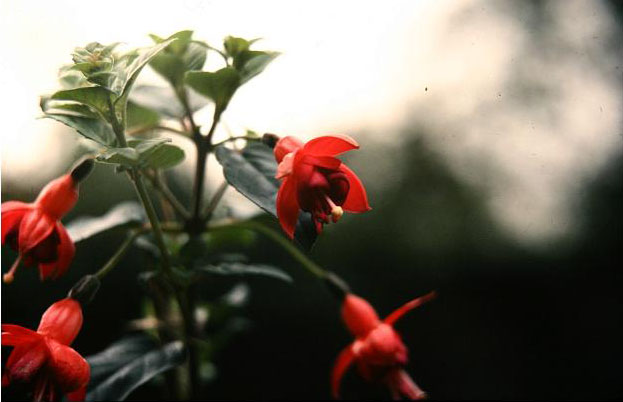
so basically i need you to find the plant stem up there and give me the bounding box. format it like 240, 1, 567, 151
144, 170, 191, 220
130, 169, 173, 273
188, 108, 222, 233
202, 181, 228, 221
221, 221, 327, 279
94, 231, 141, 280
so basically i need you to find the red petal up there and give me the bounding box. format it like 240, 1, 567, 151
2, 325, 41, 346
299, 154, 342, 170
1, 201, 32, 213
274, 136, 304, 163
66, 385, 87, 402
47, 340, 90, 393
303, 134, 359, 157
35, 175, 78, 220
331, 344, 355, 399
339, 165, 371, 213
4, 338, 49, 384
17, 209, 56, 254
384, 291, 436, 326
1, 206, 30, 244
39, 223, 75, 280
342, 294, 381, 338
37, 298, 83, 346
276, 177, 300, 239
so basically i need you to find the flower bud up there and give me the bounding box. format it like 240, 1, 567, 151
261, 133, 280, 149
68, 275, 101, 305
70, 158, 95, 184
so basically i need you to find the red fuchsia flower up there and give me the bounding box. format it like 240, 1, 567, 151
2, 298, 90, 402
1, 161, 92, 283
332, 292, 436, 400
273, 134, 371, 238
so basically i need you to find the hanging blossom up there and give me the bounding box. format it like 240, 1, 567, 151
332, 292, 436, 400
2, 298, 90, 402
1, 160, 92, 283
273, 134, 371, 238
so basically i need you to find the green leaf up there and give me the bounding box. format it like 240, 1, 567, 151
214, 143, 318, 250
43, 113, 117, 146
96, 138, 185, 169
126, 101, 160, 130
236, 50, 279, 84
40, 96, 99, 118
50, 86, 114, 118
185, 67, 241, 113
129, 85, 208, 118
149, 30, 206, 86
223, 36, 259, 59
196, 262, 292, 283
66, 201, 145, 243
71, 42, 119, 88
86, 341, 186, 401
87, 334, 157, 386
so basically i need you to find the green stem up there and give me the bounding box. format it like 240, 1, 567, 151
144, 170, 191, 220
221, 221, 327, 279
130, 169, 173, 272
202, 181, 228, 221
94, 231, 141, 280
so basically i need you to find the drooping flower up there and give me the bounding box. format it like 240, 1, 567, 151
273, 134, 371, 238
2, 298, 90, 402
1, 160, 92, 283
332, 292, 436, 400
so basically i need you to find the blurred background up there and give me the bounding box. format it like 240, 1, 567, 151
1, 0, 622, 399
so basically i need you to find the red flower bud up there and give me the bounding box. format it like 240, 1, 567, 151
332, 292, 436, 400
273, 134, 371, 238
2, 298, 90, 401
1, 171, 81, 283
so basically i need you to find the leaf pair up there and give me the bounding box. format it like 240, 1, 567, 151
85, 335, 186, 401
186, 36, 279, 115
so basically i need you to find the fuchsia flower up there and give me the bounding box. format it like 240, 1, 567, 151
332, 292, 436, 400
2, 298, 90, 402
273, 134, 371, 238
1, 171, 83, 283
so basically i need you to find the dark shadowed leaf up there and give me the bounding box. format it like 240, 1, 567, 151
196, 262, 292, 283
86, 341, 186, 401
86, 334, 157, 386
129, 85, 208, 118
214, 143, 318, 250
66, 201, 145, 242
42, 113, 117, 146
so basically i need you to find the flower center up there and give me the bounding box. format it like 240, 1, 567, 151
324, 194, 344, 223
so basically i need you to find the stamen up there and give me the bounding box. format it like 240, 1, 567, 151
3, 255, 21, 284
324, 195, 344, 223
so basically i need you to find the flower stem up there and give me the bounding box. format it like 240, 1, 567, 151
94, 231, 141, 280
222, 221, 327, 279
211, 135, 260, 148
144, 170, 191, 220
130, 169, 173, 273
